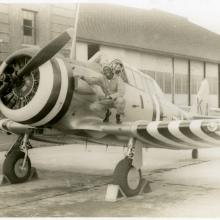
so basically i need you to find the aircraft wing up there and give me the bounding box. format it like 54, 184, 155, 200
77, 119, 220, 150
2, 117, 220, 150
0, 118, 35, 135
0, 118, 80, 146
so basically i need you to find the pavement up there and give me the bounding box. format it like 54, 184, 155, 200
0, 133, 220, 217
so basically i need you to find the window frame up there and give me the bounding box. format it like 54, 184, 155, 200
124, 66, 147, 91
22, 9, 37, 45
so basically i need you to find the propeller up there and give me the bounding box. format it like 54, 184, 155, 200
0, 28, 74, 97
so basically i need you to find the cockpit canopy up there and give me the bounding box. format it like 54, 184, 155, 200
89, 51, 164, 98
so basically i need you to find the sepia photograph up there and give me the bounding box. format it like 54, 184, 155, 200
0, 0, 220, 217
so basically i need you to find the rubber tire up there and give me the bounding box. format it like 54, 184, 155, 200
3, 150, 31, 184
192, 149, 198, 159
113, 157, 142, 197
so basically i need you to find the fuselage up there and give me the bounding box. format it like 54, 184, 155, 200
1, 53, 220, 150
50, 59, 195, 147
55, 59, 191, 126
3, 37, 218, 151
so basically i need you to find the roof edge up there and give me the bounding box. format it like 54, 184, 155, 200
77, 37, 220, 64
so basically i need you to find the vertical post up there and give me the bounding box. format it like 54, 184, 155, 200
85, 139, 88, 151
172, 57, 175, 104
34, 12, 37, 45
70, 3, 80, 60
188, 60, 191, 106
203, 61, 206, 78
0, 39, 3, 64
218, 64, 220, 108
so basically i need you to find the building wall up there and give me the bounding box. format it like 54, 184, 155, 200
7, 4, 51, 51
0, 4, 77, 60
0, 4, 10, 61
98, 43, 218, 107
50, 4, 76, 56
206, 62, 218, 107
76, 42, 88, 61
0, 3, 219, 108
190, 60, 204, 101
173, 58, 188, 106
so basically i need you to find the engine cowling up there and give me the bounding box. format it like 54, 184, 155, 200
0, 48, 74, 126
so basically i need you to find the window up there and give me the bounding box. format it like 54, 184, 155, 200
175, 73, 188, 94
164, 72, 172, 94
155, 71, 172, 94
190, 61, 203, 95
206, 64, 218, 95
207, 76, 218, 94
140, 69, 155, 79
88, 44, 100, 60
191, 74, 203, 94
22, 9, 37, 45
141, 69, 172, 94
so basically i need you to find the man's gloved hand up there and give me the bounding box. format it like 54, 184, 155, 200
106, 95, 112, 99
79, 75, 85, 80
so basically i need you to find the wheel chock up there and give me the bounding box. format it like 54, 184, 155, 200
1, 175, 11, 185
30, 167, 39, 180
105, 184, 127, 202
105, 179, 152, 202
139, 179, 152, 194
1, 167, 39, 186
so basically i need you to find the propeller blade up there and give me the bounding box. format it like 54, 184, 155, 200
0, 28, 74, 98
17, 28, 74, 78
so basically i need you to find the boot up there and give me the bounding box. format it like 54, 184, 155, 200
116, 114, 122, 124
103, 110, 111, 123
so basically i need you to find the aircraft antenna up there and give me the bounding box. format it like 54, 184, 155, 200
70, 3, 80, 60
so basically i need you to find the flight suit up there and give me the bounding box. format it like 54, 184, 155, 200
102, 74, 126, 114
81, 74, 126, 120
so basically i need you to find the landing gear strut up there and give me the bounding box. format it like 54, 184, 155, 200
113, 138, 143, 197
2, 133, 33, 184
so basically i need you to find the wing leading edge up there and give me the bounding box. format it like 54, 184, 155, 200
2, 117, 220, 150
99, 119, 220, 150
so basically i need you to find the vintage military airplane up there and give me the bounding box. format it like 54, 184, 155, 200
0, 28, 220, 197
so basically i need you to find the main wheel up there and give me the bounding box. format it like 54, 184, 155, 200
113, 157, 142, 197
3, 150, 31, 184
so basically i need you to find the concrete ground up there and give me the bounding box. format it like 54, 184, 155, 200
0, 133, 220, 217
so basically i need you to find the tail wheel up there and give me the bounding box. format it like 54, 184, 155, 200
113, 156, 142, 197
192, 149, 198, 159
3, 150, 31, 184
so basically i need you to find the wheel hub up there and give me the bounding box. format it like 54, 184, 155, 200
127, 167, 140, 190
14, 158, 28, 178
